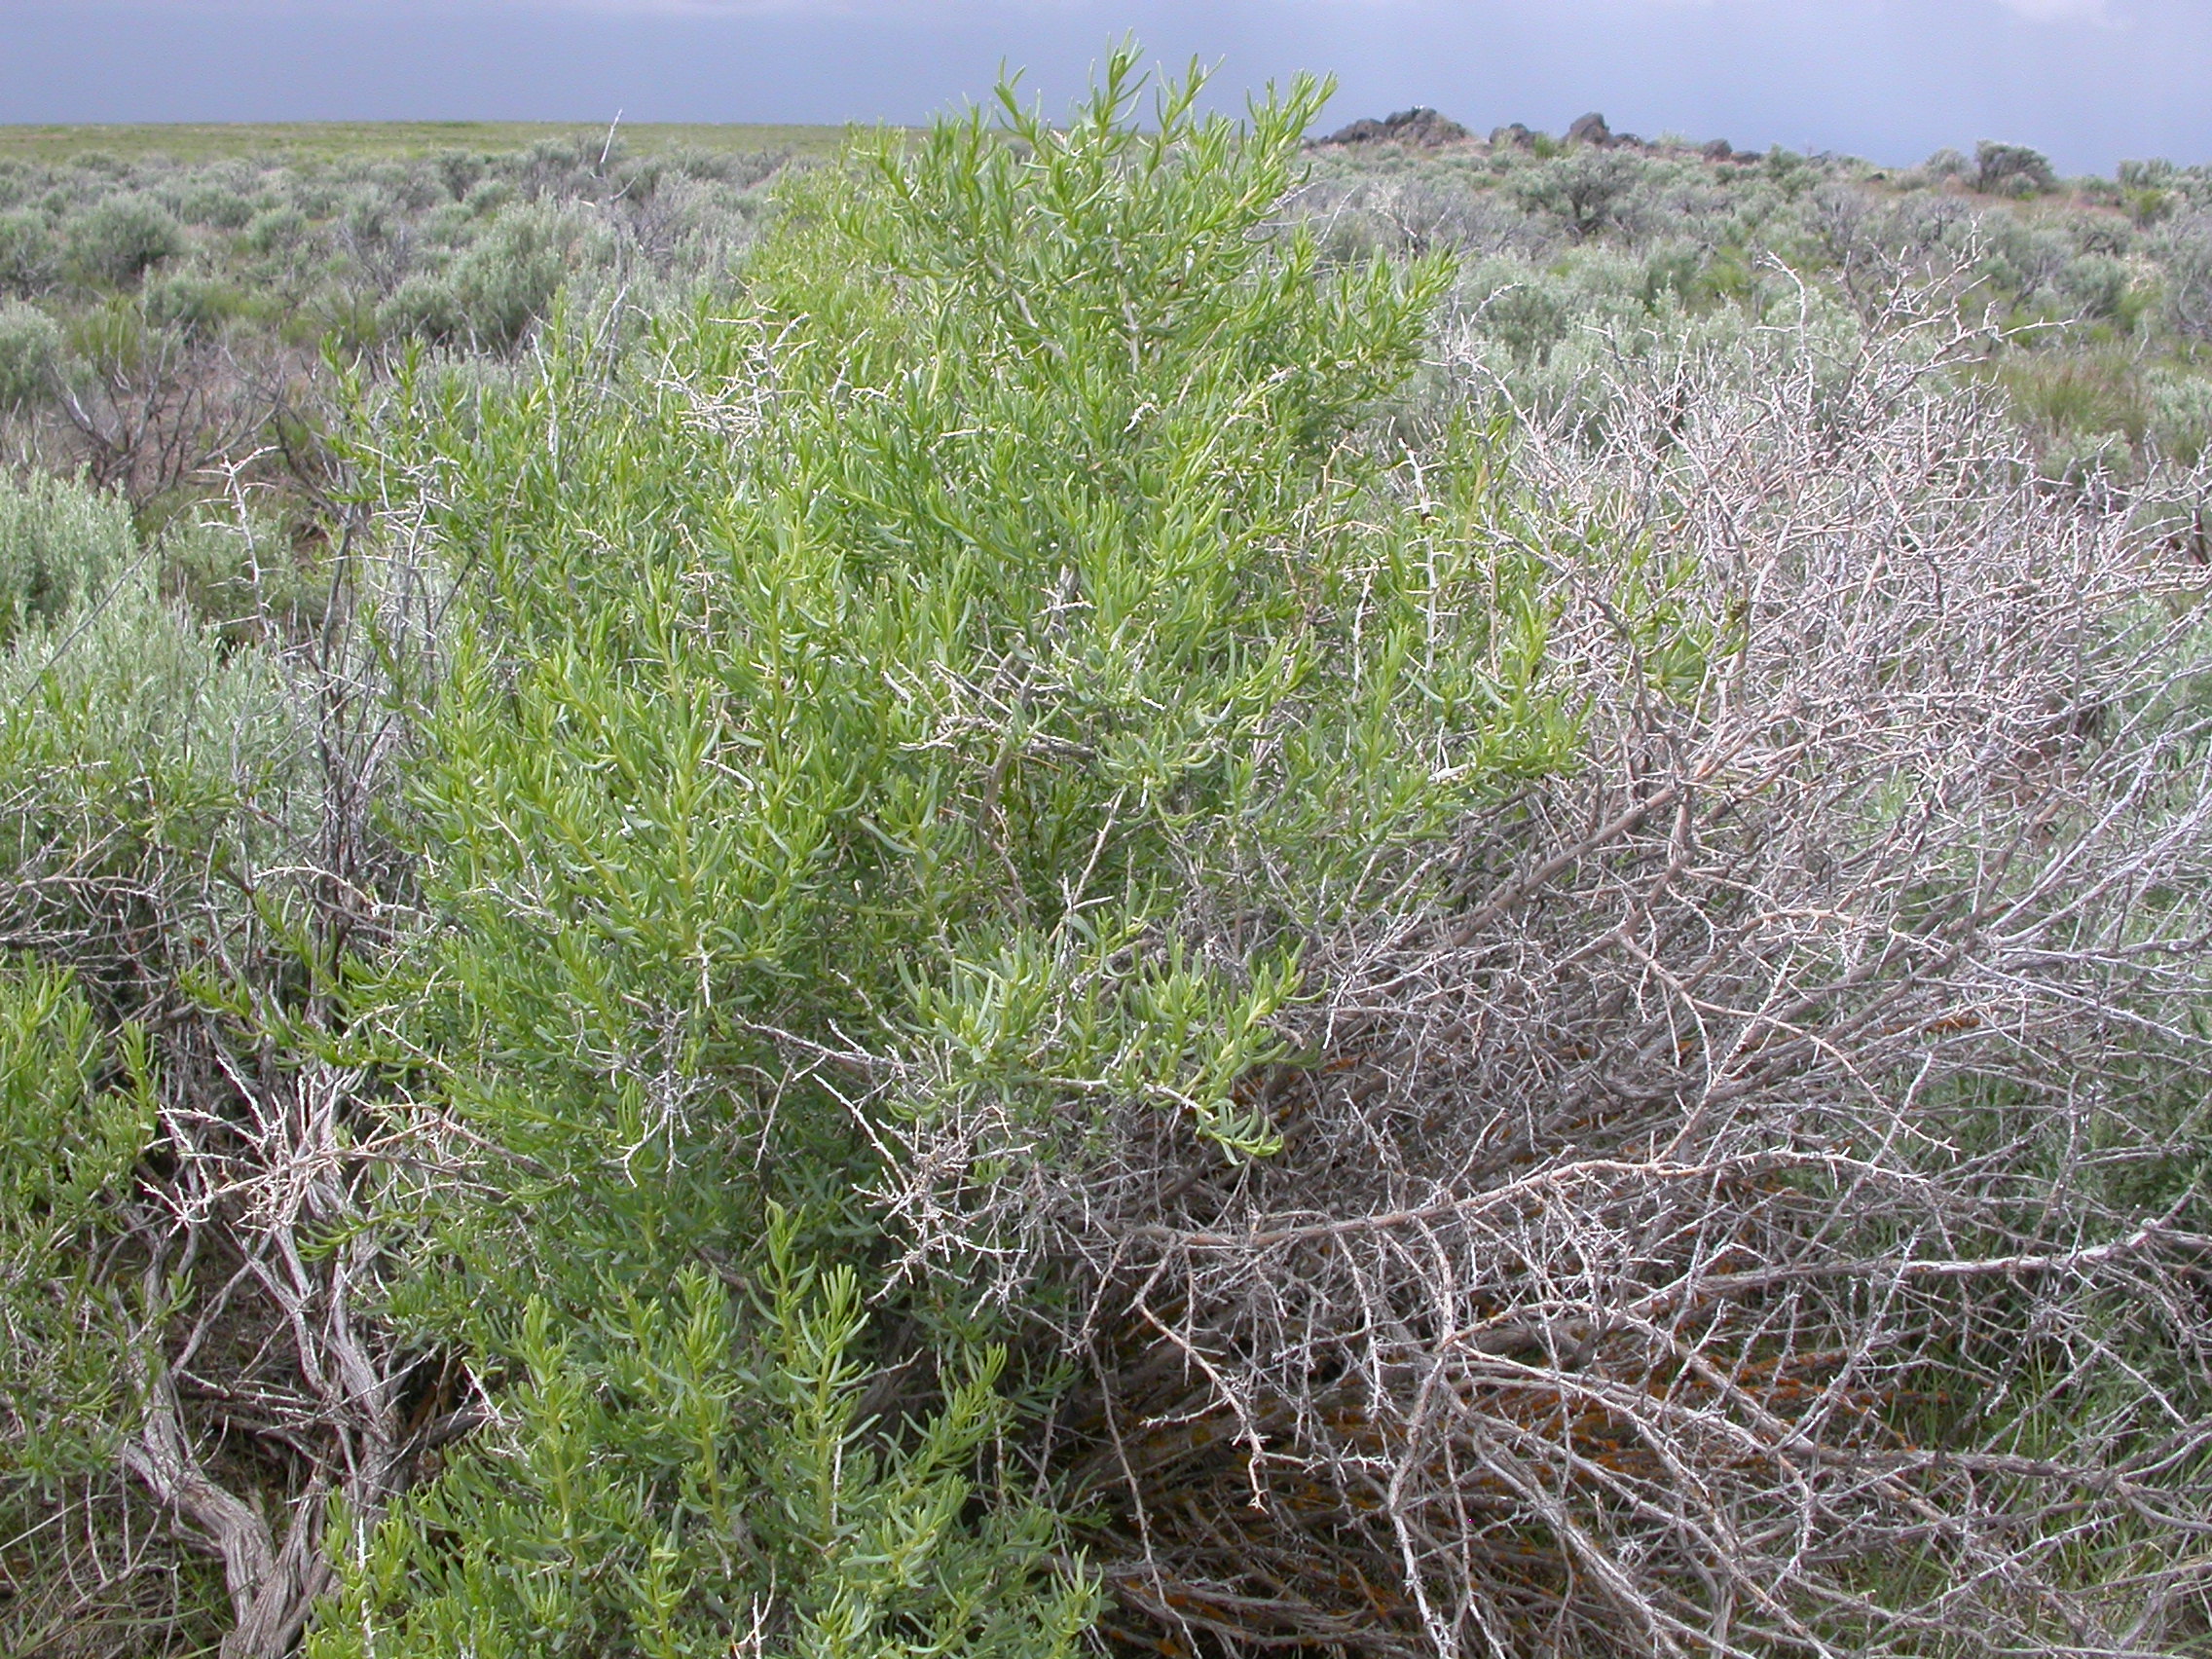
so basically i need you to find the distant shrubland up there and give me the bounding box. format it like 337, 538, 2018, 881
1304, 117, 2212, 484
0, 130, 787, 524
1, 107, 2209, 530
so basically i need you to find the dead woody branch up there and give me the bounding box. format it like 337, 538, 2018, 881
879, 275, 2212, 1658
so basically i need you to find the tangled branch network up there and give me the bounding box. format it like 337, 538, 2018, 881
876, 276, 2212, 1658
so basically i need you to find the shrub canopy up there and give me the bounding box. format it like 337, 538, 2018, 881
313, 51, 1563, 1659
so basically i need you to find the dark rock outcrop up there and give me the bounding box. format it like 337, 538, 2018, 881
1567, 112, 1612, 148
1319, 107, 1473, 149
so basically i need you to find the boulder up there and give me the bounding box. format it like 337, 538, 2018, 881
1319, 107, 1473, 150
1567, 112, 1612, 148
1701, 138, 1734, 163
1489, 123, 1538, 151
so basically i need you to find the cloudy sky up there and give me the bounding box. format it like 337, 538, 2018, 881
2, 0, 2205, 174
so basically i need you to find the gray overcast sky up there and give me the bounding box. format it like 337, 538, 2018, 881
1, 0, 2206, 175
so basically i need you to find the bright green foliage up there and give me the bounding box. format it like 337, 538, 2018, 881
0, 967, 179, 1659
328, 51, 1564, 1655
0, 967, 154, 1486
313, 1217, 1094, 1659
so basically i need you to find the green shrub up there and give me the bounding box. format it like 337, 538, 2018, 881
1981, 214, 2076, 307
243, 203, 309, 254
1464, 258, 1572, 359
462, 177, 515, 218
0, 297, 60, 407
319, 53, 1556, 1658
0, 965, 190, 1657
66, 193, 184, 286
0, 208, 58, 295
1924, 146, 1970, 181
12, 82, 2212, 1659
176, 179, 258, 230
338, 184, 399, 252
1994, 350, 2155, 466
313, 1225, 1097, 1659
2064, 206, 2132, 257
379, 201, 607, 350
0, 967, 154, 1478
2161, 211, 2212, 340
1975, 139, 2057, 197
162, 504, 328, 639
0, 522, 316, 1036
2057, 251, 2132, 319
0, 469, 134, 644
2143, 364, 2212, 464
61, 292, 152, 387
435, 148, 485, 203
2125, 185, 2173, 227
371, 159, 446, 215
0, 487, 319, 1656
1511, 147, 1644, 240
1640, 237, 1706, 307
2037, 422, 2134, 485
143, 269, 242, 339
